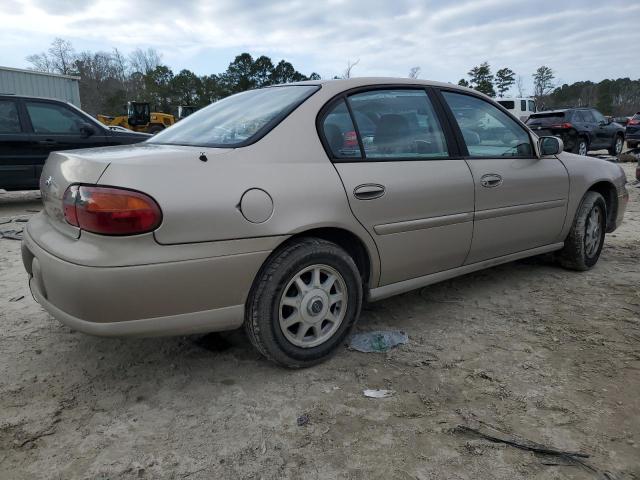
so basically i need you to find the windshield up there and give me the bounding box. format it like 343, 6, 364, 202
149, 85, 319, 147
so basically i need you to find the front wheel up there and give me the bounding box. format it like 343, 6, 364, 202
245, 238, 363, 368
558, 191, 606, 271
608, 135, 624, 156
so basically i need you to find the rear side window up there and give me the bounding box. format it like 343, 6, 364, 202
443, 91, 533, 158
25, 102, 84, 134
0, 100, 22, 133
520, 100, 526, 111
582, 110, 596, 123
347, 89, 448, 159
150, 85, 318, 147
322, 100, 362, 159
572, 111, 586, 122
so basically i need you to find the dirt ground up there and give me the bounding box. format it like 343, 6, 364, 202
1, 163, 639, 480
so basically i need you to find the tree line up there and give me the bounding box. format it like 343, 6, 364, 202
457, 61, 640, 115
26, 38, 320, 116
27, 40, 640, 117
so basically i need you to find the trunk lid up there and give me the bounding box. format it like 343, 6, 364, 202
39, 143, 231, 239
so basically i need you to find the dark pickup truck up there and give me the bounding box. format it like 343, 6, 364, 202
0, 94, 149, 191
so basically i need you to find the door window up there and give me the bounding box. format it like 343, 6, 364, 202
528, 100, 536, 112
582, 110, 596, 123
321, 100, 363, 159
0, 100, 21, 133
572, 111, 586, 123
520, 100, 527, 111
25, 102, 85, 134
442, 91, 533, 158
591, 110, 605, 123
347, 89, 448, 159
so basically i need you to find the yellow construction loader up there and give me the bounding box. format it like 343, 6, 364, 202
97, 102, 176, 134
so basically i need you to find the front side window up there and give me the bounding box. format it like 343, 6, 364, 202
582, 110, 596, 123
347, 89, 448, 159
528, 100, 536, 112
520, 100, 527, 111
321, 100, 362, 159
442, 91, 533, 158
26, 102, 84, 134
0, 100, 21, 133
591, 109, 605, 123
150, 85, 318, 147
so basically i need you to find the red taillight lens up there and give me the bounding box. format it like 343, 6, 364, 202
551, 122, 574, 129
62, 185, 162, 235
343, 130, 358, 148
629, 118, 639, 125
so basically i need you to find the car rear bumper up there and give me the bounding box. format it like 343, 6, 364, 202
22, 222, 273, 337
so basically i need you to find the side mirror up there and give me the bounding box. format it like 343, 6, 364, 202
80, 124, 96, 138
539, 136, 563, 156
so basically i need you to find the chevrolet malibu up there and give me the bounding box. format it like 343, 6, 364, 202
22, 78, 629, 367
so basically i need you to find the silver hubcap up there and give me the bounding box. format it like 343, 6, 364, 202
579, 141, 587, 156
279, 264, 347, 348
585, 206, 602, 257
615, 138, 623, 154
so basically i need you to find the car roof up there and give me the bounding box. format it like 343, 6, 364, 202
0, 93, 75, 105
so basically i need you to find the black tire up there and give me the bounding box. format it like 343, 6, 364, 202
557, 191, 606, 271
608, 134, 624, 156
245, 238, 363, 368
572, 136, 589, 156
147, 125, 164, 134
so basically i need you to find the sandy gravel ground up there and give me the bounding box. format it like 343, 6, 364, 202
1, 164, 638, 480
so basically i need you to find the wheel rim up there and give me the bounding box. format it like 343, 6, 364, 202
584, 206, 602, 257
278, 264, 347, 348
615, 137, 623, 154
579, 141, 587, 156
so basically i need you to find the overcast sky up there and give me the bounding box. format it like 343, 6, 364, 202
1, 0, 639, 95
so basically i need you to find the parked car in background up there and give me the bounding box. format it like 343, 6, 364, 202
613, 115, 631, 127
496, 97, 536, 122
625, 112, 640, 148
22, 78, 628, 368
526, 107, 625, 156
0, 94, 149, 191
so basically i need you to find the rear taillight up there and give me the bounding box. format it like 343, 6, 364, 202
551, 122, 573, 129
629, 118, 639, 125
343, 130, 358, 148
63, 185, 162, 235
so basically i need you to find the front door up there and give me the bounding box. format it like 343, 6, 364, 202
439, 90, 569, 264
321, 88, 475, 286
23, 100, 111, 180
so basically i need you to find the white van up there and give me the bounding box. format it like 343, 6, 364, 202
497, 98, 536, 122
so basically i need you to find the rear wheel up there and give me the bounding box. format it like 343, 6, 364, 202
147, 124, 164, 134
245, 238, 363, 368
608, 135, 624, 156
558, 191, 606, 271
573, 137, 588, 156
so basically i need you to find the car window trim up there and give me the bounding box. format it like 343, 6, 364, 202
316, 84, 464, 163
433, 87, 539, 160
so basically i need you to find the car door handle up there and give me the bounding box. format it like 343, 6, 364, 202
354, 184, 385, 200
37, 139, 57, 145
480, 174, 503, 188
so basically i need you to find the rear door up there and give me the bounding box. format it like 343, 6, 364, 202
23, 100, 111, 180
323, 88, 475, 286
438, 90, 569, 264
0, 98, 36, 190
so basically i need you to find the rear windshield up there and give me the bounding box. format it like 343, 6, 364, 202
526, 112, 565, 126
149, 85, 319, 147
497, 100, 515, 110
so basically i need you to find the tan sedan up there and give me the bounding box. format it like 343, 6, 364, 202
22, 78, 628, 367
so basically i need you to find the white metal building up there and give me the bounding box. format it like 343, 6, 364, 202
0, 66, 81, 107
